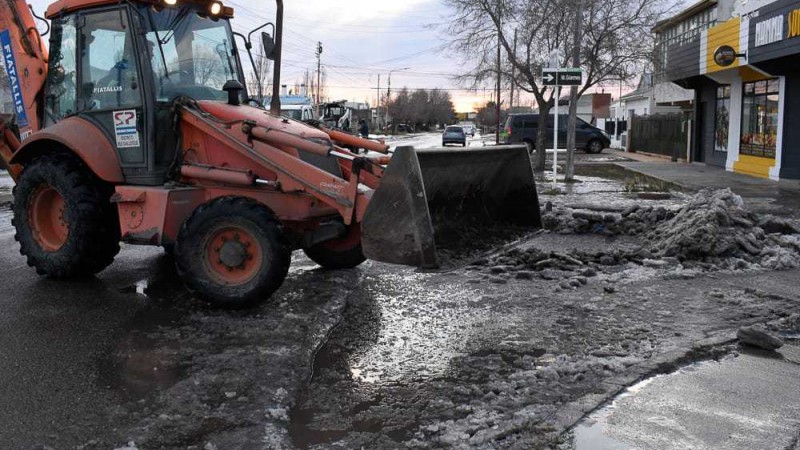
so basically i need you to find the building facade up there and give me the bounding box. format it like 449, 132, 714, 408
654, 0, 800, 180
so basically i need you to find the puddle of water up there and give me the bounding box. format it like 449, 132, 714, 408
568, 376, 662, 450
105, 273, 195, 401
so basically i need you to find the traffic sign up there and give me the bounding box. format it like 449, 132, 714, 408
542, 68, 583, 86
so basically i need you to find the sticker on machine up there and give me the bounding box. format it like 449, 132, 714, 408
113, 109, 140, 148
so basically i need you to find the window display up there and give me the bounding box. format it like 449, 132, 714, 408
740, 78, 779, 158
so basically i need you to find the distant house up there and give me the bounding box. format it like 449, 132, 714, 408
621, 73, 684, 119
534, 92, 611, 123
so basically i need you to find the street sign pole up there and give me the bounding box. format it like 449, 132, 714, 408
541, 66, 582, 188
553, 85, 559, 188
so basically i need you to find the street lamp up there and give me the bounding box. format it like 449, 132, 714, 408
387, 67, 410, 134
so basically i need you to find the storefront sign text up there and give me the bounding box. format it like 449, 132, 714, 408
789, 8, 800, 38
755, 15, 784, 46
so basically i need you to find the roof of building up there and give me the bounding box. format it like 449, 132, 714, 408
621, 74, 655, 101
652, 0, 718, 33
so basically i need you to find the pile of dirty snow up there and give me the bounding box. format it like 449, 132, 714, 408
472, 189, 800, 284
639, 188, 765, 259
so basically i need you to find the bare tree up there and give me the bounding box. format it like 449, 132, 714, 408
247, 41, 272, 102
443, 0, 569, 170
442, 0, 672, 173
192, 48, 223, 87
387, 88, 455, 131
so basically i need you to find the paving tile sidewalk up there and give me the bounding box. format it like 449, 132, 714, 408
605, 148, 800, 217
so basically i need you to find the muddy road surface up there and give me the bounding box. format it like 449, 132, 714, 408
0, 168, 799, 449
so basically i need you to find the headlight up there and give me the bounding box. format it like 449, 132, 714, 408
164, 0, 177, 5
209, 1, 223, 15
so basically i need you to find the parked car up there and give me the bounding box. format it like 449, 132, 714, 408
502, 114, 610, 153
442, 126, 467, 147
461, 124, 475, 136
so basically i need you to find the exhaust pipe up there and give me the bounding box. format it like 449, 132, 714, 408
269, 0, 283, 115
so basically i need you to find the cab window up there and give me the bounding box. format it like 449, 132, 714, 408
44, 15, 78, 124
78, 10, 141, 110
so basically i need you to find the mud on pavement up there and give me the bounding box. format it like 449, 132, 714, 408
4, 253, 362, 450
288, 188, 800, 449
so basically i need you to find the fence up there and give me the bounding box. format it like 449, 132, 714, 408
629, 113, 687, 160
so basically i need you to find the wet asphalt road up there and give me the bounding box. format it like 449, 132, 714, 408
1, 138, 799, 449
0, 206, 163, 447
0, 204, 360, 449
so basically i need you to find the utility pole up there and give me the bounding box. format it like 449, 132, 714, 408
510, 28, 517, 110
495, 30, 501, 145
316, 41, 323, 115
377, 74, 381, 129
564, 0, 583, 181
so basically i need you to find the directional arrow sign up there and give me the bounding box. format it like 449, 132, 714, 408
542, 68, 583, 86
542, 69, 558, 86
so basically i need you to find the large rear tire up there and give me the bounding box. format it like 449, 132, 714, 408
12, 154, 120, 278
174, 197, 290, 308
303, 224, 365, 270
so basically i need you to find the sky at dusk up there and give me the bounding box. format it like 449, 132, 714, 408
26, 0, 657, 112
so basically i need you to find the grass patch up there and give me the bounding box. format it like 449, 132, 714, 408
623, 173, 674, 193
539, 187, 566, 195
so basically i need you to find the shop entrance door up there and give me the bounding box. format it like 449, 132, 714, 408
694, 102, 705, 163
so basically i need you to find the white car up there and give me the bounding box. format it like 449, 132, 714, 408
281, 104, 315, 122
461, 125, 475, 136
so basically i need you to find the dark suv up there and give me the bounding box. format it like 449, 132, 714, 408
502, 114, 610, 153
442, 126, 467, 147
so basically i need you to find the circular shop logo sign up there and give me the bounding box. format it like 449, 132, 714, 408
714, 45, 738, 66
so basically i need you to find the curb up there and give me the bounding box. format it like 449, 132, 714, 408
552, 329, 737, 436
610, 161, 695, 192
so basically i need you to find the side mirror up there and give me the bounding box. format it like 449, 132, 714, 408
261, 32, 276, 60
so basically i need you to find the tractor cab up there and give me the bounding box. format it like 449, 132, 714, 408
44, 0, 246, 185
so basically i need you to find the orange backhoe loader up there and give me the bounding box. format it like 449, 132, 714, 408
0, 0, 541, 307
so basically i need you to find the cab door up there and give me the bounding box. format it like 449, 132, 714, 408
74, 7, 155, 185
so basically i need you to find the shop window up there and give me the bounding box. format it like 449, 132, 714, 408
741, 78, 779, 158
714, 85, 730, 152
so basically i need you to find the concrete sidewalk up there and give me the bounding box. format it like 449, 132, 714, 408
606, 149, 800, 217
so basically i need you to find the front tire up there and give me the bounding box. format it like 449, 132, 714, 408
12, 154, 120, 278
303, 224, 365, 269
174, 197, 290, 308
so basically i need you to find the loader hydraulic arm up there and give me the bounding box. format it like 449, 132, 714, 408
0, 0, 48, 179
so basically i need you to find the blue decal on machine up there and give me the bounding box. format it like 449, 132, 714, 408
0, 29, 29, 127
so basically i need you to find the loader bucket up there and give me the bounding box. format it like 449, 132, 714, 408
361, 145, 541, 268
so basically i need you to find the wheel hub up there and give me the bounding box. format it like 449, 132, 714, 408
205, 227, 262, 285
218, 238, 248, 268
28, 185, 69, 252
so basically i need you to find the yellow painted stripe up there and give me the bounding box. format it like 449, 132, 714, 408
707, 17, 741, 74
739, 65, 772, 82
733, 154, 774, 178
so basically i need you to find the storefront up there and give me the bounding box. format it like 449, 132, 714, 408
663, 0, 800, 180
